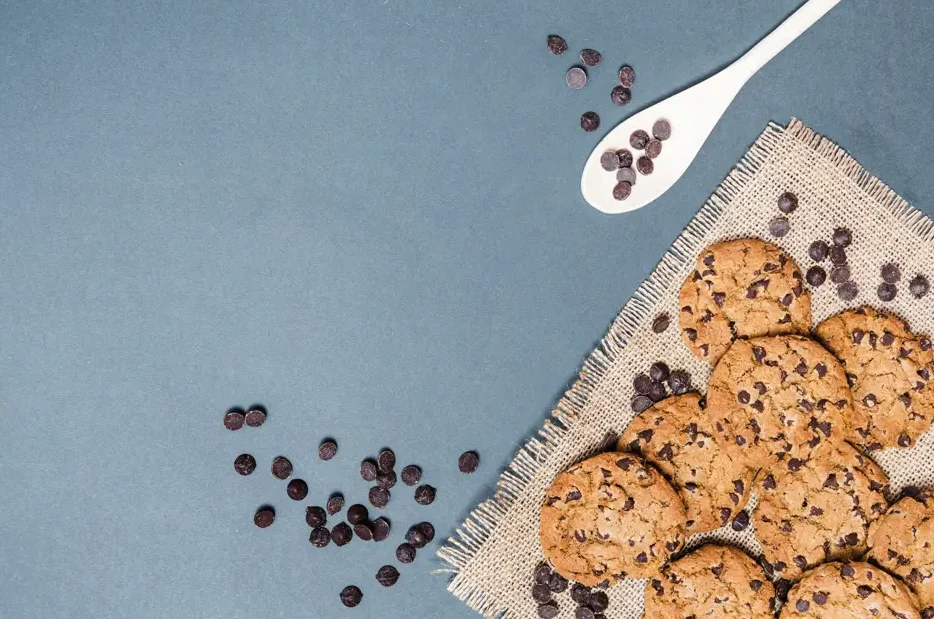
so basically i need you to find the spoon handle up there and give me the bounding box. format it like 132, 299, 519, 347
727, 0, 842, 86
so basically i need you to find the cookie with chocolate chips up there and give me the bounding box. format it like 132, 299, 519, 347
778, 562, 920, 618
816, 306, 934, 450
707, 335, 854, 470
754, 441, 889, 581
867, 492, 934, 617
618, 393, 753, 534
539, 452, 686, 586
678, 239, 812, 364
643, 544, 774, 619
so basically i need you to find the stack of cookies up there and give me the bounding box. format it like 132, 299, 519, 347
539, 237, 934, 618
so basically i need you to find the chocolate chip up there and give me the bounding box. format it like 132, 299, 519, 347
647, 381, 667, 402
881, 332, 895, 346
287, 479, 308, 501
881, 262, 901, 283
612, 182, 632, 201
417, 521, 435, 543
405, 525, 427, 548
544, 572, 566, 594
309, 526, 330, 548
599, 151, 619, 171
347, 504, 369, 525
897, 432, 912, 448
532, 583, 552, 604
375, 565, 399, 587
566, 67, 587, 89
813, 591, 828, 605
857, 584, 873, 598
668, 370, 690, 395
837, 281, 858, 301
253, 507, 275, 528
877, 282, 897, 302
844, 532, 859, 546
632, 373, 654, 395
762, 474, 777, 490
649, 362, 670, 382
223, 409, 245, 431
636, 156, 654, 175
616, 149, 634, 168
538, 602, 559, 619
580, 111, 599, 132
630, 130, 649, 150
376, 469, 397, 489
829, 264, 850, 284
910, 274, 930, 298
354, 522, 373, 541
306, 506, 327, 527
318, 440, 338, 461
732, 510, 750, 531
327, 494, 344, 515
652, 313, 670, 333
267, 456, 291, 480
609, 85, 632, 106
652, 119, 671, 141
397, 542, 416, 563
400, 465, 422, 486
795, 600, 810, 612
331, 522, 353, 546
546, 35, 567, 55
808, 240, 829, 262
414, 485, 436, 505
360, 459, 378, 482
234, 454, 256, 476
833, 227, 852, 247
618, 65, 635, 87
829, 245, 847, 265
570, 584, 591, 605
575, 606, 594, 619
533, 564, 552, 586
588, 591, 609, 612
777, 192, 798, 214
840, 563, 855, 578
631, 394, 653, 413
806, 266, 826, 287
769, 216, 790, 237
377, 448, 395, 472
645, 139, 662, 159
340, 585, 363, 608
579, 48, 601, 66
244, 407, 266, 427
369, 486, 390, 509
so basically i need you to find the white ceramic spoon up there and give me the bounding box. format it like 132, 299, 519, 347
581, 0, 842, 214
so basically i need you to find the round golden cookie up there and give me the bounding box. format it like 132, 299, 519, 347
815, 306, 934, 450
754, 441, 889, 581
679, 238, 812, 364
618, 393, 753, 534
643, 544, 775, 619
539, 452, 686, 586
707, 334, 854, 470
867, 492, 934, 618
779, 561, 920, 619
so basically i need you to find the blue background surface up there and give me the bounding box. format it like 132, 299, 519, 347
2, 1, 934, 617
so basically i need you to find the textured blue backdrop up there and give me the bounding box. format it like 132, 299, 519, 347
2, 1, 933, 617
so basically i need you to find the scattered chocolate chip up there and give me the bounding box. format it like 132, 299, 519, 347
645, 139, 662, 159
396, 542, 416, 563
588, 591, 609, 612
668, 370, 690, 395
832, 227, 852, 247
618, 65, 635, 87
405, 525, 428, 548
375, 565, 399, 587
340, 585, 363, 608
575, 607, 595, 619
532, 583, 553, 604
318, 440, 338, 461
254, 506, 275, 528
377, 469, 397, 490
580, 111, 599, 132
881, 262, 901, 284
371, 516, 391, 542
331, 522, 353, 546
652, 313, 670, 333
306, 506, 327, 527
287, 479, 308, 501
830, 265, 851, 284
310, 526, 330, 548
538, 602, 559, 619
806, 266, 826, 287
768, 216, 790, 237
360, 459, 378, 482
347, 504, 369, 525
636, 156, 654, 175
612, 181, 632, 201
417, 521, 435, 543
244, 407, 266, 427
838, 281, 858, 301
809, 240, 829, 262
732, 510, 750, 531
354, 522, 373, 541
546, 35, 568, 55
630, 130, 650, 150
327, 494, 344, 515
369, 486, 390, 509
374, 449, 394, 472
649, 362, 670, 382
580, 49, 601, 66
631, 394, 653, 413
647, 381, 667, 402
223, 409, 245, 431
458, 451, 480, 473
616, 167, 637, 184
777, 192, 798, 214
234, 454, 256, 476
414, 485, 436, 505
609, 85, 632, 106
401, 465, 422, 486
600, 151, 620, 171
271, 456, 293, 480
548, 572, 568, 593
566, 67, 587, 90
652, 119, 671, 141
910, 274, 930, 298
830, 245, 848, 265
877, 282, 897, 302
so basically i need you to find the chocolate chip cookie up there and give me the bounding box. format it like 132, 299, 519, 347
779, 562, 921, 618
679, 239, 812, 364
707, 334, 854, 470
755, 441, 889, 581
618, 393, 753, 534
539, 452, 686, 586
867, 493, 934, 618
816, 306, 934, 450
643, 544, 774, 619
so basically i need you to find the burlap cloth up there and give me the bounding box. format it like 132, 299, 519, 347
437, 119, 934, 618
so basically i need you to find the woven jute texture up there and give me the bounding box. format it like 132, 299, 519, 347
437, 119, 934, 618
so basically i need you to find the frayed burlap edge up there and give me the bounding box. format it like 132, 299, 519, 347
435, 118, 934, 618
